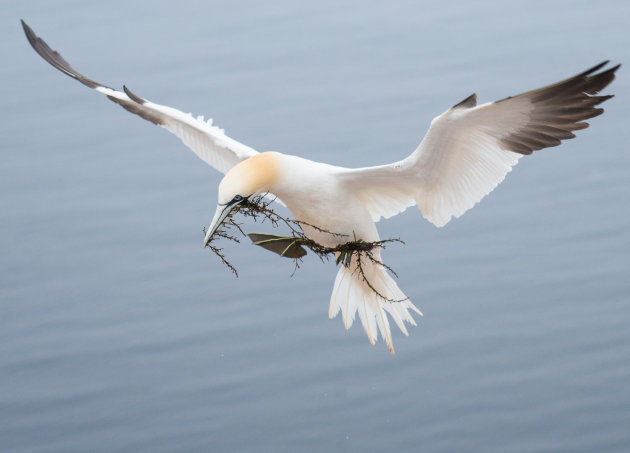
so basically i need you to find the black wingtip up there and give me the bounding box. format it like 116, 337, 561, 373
21, 19, 37, 48
584, 62, 621, 95
452, 93, 477, 109
580, 60, 610, 77
578, 61, 621, 83
600, 62, 621, 76
21, 20, 106, 90
123, 85, 146, 104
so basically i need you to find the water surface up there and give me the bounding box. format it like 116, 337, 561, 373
2, 1, 629, 452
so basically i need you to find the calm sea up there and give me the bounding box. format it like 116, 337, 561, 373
2, 1, 629, 451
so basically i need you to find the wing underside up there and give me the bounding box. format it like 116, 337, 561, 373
21, 20, 257, 175
341, 61, 619, 226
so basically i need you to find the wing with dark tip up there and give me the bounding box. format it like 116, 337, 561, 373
492, 60, 617, 155
340, 62, 619, 226
21, 20, 258, 174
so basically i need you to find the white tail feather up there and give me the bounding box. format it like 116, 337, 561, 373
328, 256, 422, 353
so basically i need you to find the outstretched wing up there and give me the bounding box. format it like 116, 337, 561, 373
340, 61, 619, 226
21, 20, 257, 174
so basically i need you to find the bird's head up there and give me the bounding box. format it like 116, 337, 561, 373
203, 152, 279, 247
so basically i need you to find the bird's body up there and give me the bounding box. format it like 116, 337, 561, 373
22, 20, 619, 353
215, 151, 418, 352
260, 153, 379, 246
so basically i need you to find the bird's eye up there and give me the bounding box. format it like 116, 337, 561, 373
233, 195, 243, 202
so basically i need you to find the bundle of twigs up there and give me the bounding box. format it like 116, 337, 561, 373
204, 196, 405, 302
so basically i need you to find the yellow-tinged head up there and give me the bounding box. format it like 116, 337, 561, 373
217, 152, 279, 204
204, 152, 280, 247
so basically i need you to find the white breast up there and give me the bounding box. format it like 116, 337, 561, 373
269, 153, 379, 248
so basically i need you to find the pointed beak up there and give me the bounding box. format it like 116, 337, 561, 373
203, 202, 243, 247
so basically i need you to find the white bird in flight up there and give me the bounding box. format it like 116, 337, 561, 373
22, 20, 619, 353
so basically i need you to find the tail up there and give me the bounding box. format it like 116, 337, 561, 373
328, 255, 422, 353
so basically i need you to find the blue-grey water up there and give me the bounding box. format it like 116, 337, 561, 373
2, 1, 629, 452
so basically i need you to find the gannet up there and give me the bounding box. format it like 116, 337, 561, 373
22, 20, 619, 353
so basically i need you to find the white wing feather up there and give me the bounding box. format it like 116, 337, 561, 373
102, 87, 257, 174
404, 101, 524, 226
22, 20, 257, 175
23, 22, 617, 226
340, 62, 618, 226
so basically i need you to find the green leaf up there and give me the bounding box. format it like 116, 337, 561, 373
247, 233, 307, 259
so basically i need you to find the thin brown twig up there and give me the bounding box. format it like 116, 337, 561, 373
202, 227, 239, 277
